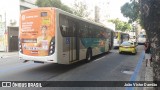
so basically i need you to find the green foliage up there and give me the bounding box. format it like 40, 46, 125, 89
73, 0, 89, 18
121, 1, 139, 23
61, 4, 73, 13
36, 0, 73, 13
108, 18, 132, 32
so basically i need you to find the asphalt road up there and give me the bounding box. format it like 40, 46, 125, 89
0, 46, 145, 90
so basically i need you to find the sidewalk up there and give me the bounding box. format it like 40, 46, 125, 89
0, 51, 18, 58
143, 63, 154, 90
136, 52, 154, 90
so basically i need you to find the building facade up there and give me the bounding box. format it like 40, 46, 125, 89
0, 0, 37, 52
20, 0, 37, 11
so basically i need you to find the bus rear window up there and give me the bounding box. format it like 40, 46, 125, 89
41, 12, 47, 17
114, 32, 118, 39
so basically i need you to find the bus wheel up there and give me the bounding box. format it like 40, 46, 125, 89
119, 52, 122, 54
109, 44, 111, 50
86, 48, 92, 62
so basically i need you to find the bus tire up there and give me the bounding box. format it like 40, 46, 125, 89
109, 44, 111, 50
86, 48, 92, 62
133, 49, 137, 55
119, 52, 122, 54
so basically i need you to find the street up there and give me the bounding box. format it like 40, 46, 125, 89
0, 46, 145, 90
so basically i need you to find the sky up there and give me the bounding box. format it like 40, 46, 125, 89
0, 0, 130, 27
61, 0, 130, 22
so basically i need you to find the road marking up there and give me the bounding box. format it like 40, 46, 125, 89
122, 71, 134, 75
126, 51, 145, 90
94, 56, 106, 62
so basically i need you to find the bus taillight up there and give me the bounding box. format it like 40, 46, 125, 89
19, 39, 23, 53
49, 38, 55, 55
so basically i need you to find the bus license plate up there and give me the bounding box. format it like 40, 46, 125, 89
125, 48, 128, 51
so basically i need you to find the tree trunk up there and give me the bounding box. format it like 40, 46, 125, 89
140, 0, 160, 90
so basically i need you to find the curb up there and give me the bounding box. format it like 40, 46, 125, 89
126, 51, 145, 90
0, 52, 18, 58
126, 51, 154, 90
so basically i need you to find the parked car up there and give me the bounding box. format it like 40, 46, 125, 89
119, 41, 137, 55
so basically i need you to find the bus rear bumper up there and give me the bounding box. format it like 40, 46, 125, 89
19, 52, 57, 63
113, 44, 119, 49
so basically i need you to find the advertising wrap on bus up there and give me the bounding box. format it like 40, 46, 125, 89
19, 9, 55, 56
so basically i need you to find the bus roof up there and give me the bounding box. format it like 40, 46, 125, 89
56, 7, 114, 31
21, 7, 114, 32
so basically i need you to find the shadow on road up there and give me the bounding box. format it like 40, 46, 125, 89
16, 52, 112, 81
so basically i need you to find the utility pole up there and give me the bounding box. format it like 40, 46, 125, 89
95, 6, 100, 22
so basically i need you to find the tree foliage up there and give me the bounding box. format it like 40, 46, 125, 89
73, 0, 89, 18
108, 18, 132, 32
36, 0, 73, 13
121, 1, 139, 23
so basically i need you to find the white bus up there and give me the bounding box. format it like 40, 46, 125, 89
19, 7, 114, 64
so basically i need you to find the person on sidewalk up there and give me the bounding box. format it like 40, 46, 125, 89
144, 41, 151, 67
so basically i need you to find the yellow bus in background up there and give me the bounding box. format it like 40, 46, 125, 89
113, 31, 129, 48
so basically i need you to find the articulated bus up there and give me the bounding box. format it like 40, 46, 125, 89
19, 7, 114, 64
113, 31, 129, 48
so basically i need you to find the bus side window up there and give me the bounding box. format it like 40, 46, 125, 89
92, 25, 97, 38
59, 14, 69, 37
79, 24, 82, 37
98, 28, 105, 39
80, 23, 88, 38
68, 18, 76, 37
89, 24, 99, 38
93, 26, 98, 38
79, 23, 83, 37
88, 25, 92, 38
60, 25, 67, 36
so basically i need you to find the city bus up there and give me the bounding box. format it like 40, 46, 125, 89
113, 31, 129, 48
19, 7, 114, 64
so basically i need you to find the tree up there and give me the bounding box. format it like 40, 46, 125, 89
122, 22, 132, 31
36, 0, 73, 13
73, 0, 89, 18
108, 18, 132, 32
140, 0, 160, 84
121, 1, 139, 23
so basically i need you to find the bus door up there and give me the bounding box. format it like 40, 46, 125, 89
68, 20, 79, 62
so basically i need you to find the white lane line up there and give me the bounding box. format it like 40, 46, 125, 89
94, 56, 106, 62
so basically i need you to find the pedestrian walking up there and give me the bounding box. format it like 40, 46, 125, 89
144, 41, 151, 67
